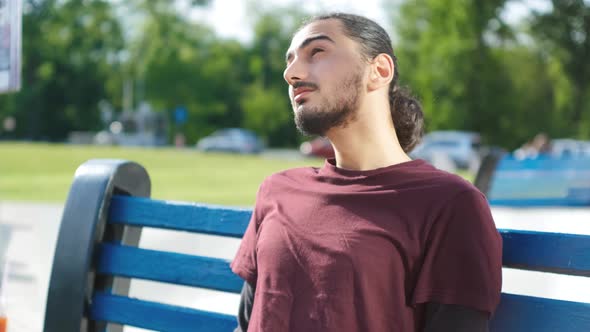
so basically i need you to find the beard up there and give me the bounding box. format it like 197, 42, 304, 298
293, 68, 363, 137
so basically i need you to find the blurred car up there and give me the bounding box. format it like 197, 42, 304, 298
300, 137, 335, 159
196, 128, 264, 154
551, 139, 590, 158
410, 131, 482, 170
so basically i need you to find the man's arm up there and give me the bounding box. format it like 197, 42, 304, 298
423, 302, 489, 332
234, 281, 255, 332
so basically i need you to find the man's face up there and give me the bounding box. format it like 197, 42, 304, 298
284, 19, 366, 136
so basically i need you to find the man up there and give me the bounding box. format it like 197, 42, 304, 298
231, 13, 502, 332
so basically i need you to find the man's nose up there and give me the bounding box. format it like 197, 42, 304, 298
283, 58, 307, 85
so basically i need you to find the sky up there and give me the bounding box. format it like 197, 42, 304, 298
186, 0, 389, 43
183, 0, 553, 44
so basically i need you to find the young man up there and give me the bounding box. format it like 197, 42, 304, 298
231, 13, 502, 332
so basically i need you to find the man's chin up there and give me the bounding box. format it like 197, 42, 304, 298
293, 104, 310, 117
294, 100, 310, 110
294, 109, 330, 136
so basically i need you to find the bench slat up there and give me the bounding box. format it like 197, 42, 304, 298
491, 293, 590, 331
97, 243, 243, 293
108, 195, 251, 238
500, 229, 590, 276
90, 292, 237, 332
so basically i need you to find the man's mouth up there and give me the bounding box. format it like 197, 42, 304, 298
293, 87, 316, 103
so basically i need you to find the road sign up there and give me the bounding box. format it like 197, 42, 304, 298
174, 106, 188, 125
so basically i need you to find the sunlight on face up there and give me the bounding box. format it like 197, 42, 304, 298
284, 19, 367, 136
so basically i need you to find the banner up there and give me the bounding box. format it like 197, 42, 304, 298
0, 0, 21, 93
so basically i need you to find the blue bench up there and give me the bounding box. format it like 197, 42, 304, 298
44, 159, 590, 331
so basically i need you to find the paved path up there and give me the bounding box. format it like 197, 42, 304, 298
0, 202, 61, 332
1, 201, 590, 331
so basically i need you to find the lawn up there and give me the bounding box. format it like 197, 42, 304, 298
0, 142, 323, 205
0, 142, 473, 205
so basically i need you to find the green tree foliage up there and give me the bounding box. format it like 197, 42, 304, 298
0, 0, 124, 140
530, 0, 590, 138
493, 46, 563, 146
3, 0, 588, 149
119, 0, 303, 146
240, 7, 307, 147
391, 0, 590, 148
125, 0, 247, 143
392, 0, 518, 147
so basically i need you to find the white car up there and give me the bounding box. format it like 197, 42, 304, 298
551, 139, 590, 158
196, 128, 265, 154
410, 131, 482, 170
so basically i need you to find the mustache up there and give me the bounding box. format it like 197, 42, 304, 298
292, 81, 319, 90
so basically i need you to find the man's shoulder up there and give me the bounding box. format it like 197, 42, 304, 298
411, 165, 483, 202
258, 166, 319, 191
263, 166, 318, 183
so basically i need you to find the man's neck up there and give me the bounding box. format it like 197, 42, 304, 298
326, 104, 411, 171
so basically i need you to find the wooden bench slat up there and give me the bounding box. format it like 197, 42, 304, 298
97, 243, 243, 293
491, 293, 590, 331
90, 292, 237, 332
108, 195, 251, 238
500, 229, 590, 276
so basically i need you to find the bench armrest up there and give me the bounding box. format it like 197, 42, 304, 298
44, 159, 150, 332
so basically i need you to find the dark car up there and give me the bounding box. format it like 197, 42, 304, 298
196, 128, 265, 154
300, 137, 335, 159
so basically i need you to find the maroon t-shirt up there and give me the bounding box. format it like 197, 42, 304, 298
230, 159, 502, 332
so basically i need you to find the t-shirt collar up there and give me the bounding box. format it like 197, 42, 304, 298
320, 158, 426, 178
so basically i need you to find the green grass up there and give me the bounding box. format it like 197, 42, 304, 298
0, 142, 322, 205
0, 142, 473, 205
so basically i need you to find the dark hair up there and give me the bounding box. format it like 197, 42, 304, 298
304, 13, 424, 152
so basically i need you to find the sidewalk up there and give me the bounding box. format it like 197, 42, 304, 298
0, 201, 61, 332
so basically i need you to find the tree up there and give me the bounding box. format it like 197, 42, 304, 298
390, 0, 521, 147
531, 0, 590, 138
0, 0, 125, 140
120, 0, 249, 144
493, 45, 563, 147
240, 5, 308, 147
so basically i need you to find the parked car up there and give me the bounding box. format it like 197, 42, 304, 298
551, 139, 590, 158
300, 137, 335, 159
410, 131, 482, 170
196, 128, 265, 154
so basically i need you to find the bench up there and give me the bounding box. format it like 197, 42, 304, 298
44, 158, 590, 331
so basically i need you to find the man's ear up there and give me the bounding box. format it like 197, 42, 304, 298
367, 53, 394, 92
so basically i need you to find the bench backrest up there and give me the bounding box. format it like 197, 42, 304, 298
45, 159, 590, 332
93, 195, 250, 331
480, 152, 590, 330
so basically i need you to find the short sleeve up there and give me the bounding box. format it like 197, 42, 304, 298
412, 189, 502, 316
230, 181, 267, 286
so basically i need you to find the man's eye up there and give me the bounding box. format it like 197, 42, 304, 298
311, 48, 324, 56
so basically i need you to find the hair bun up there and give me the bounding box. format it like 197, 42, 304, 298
391, 87, 424, 153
